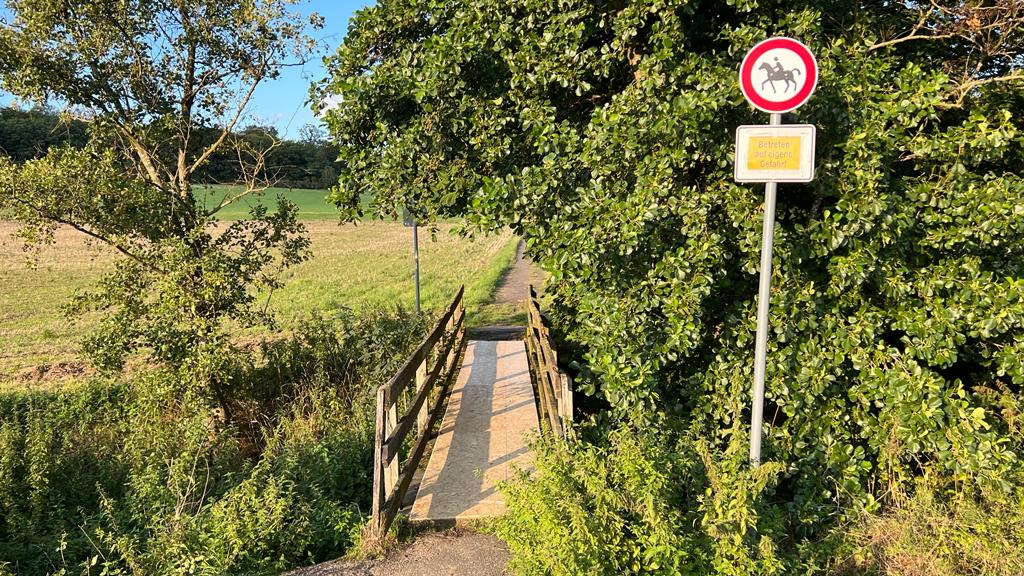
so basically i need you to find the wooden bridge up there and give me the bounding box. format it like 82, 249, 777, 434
369, 286, 572, 539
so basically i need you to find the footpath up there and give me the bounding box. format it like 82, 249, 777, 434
285, 241, 540, 576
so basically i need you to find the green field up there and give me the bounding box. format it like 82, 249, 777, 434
197, 184, 349, 220
0, 218, 520, 386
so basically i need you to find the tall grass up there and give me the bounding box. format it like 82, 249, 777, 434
837, 478, 1024, 576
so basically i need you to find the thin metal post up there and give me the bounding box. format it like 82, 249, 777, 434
413, 223, 421, 313
749, 112, 782, 468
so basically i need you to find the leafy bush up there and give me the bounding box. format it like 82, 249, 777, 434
0, 307, 429, 575
499, 424, 788, 576
0, 382, 130, 571
501, 424, 1024, 576
323, 0, 1024, 570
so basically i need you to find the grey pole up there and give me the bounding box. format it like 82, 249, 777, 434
413, 222, 421, 313
749, 112, 782, 467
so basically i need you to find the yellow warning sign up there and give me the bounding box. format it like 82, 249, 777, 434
746, 137, 802, 171
734, 124, 816, 183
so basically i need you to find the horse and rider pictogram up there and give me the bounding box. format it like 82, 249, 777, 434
759, 57, 802, 94
739, 37, 817, 113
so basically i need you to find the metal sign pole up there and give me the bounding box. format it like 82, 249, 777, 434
738, 37, 817, 469
413, 222, 421, 313
749, 112, 782, 467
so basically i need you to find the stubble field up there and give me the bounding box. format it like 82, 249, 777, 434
0, 217, 519, 387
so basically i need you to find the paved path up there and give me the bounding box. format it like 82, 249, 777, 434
410, 339, 538, 522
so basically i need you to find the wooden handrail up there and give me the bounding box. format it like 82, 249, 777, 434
370, 286, 466, 540
525, 286, 573, 439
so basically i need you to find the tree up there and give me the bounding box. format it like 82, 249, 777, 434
319, 0, 1024, 562
0, 0, 322, 418
299, 122, 328, 146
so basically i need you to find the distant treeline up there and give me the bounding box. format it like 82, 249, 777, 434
0, 106, 90, 159
0, 106, 339, 190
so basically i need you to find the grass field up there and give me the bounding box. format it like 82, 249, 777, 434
198, 184, 338, 220
197, 184, 364, 220
0, 217, 520, 386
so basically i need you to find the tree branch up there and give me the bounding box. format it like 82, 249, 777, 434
10, 197, 163, 273
939, 72, 1024, 108
204, 135, 281, 217
868, 31, 956, 51
187, 60, 270, 176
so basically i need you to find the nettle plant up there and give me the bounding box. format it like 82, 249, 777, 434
320, 0, 1024, 521
0, 0, 320, 418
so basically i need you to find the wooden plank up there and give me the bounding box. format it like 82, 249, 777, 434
562, 374, 574, 428
371, 386, 386, 527
415, 356, 429, 436
527, 303, 554, 433
534, 345, 560, 435
385, 388, 398, 493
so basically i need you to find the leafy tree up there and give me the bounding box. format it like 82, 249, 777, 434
299, 122, 328, 146
0, 0, 322, 418
320, 0, 1024, 563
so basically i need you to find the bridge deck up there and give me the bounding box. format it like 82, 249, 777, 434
410, 340, 538, 522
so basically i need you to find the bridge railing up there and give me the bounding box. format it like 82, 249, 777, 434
371, 285, 466, 539
526, 285, 573, 439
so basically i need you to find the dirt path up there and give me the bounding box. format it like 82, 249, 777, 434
284, 531, 511, 576
469, 240, 545, 339
493, 241, 545, 306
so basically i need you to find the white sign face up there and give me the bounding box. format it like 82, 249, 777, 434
739, 38, 818, 114
734, 124, 816, 183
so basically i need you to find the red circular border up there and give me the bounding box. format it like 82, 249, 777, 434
739, 37, 817, 113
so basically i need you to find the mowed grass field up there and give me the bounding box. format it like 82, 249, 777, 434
1, 190, 521, 386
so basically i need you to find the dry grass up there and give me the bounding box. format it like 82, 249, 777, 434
0, 220, 519, 386
839, 486, 1024, 576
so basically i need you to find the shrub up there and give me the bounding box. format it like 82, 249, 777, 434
0, 381, 130, 572
0, 307, 429, 574
500, 423, 787, 576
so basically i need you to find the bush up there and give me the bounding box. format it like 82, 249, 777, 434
0, 307, 430, 575
0, 381, 130, 571
499, 423, 788, 576
325, 0, 1024, 570
501, 423, 1024, 576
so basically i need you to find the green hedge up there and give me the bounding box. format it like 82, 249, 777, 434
322, 0, 1024, 571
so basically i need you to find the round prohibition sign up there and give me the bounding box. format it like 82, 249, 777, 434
740, 37, 817, 114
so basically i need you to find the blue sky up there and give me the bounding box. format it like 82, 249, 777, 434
0, 0, 374, 139
247, 0, 374, 137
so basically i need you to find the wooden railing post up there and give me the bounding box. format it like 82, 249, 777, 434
384, 389, 398, 500
371, 386, 387, 533
415, 353, 429, 436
